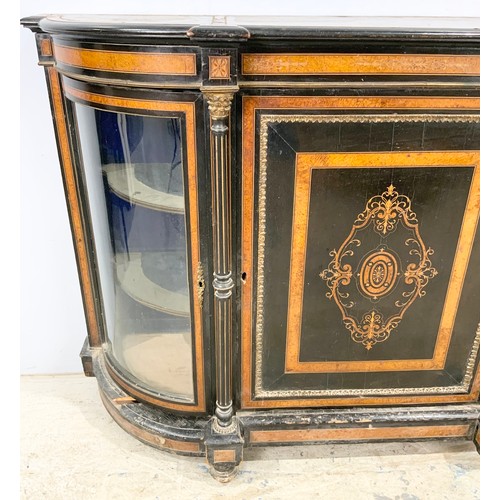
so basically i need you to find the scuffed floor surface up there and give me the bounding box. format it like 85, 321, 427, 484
21, 374, 480, 499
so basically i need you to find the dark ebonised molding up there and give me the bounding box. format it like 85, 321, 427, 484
22, 15, 479, 43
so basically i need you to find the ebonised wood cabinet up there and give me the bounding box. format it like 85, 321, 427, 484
22, 15, 480, 481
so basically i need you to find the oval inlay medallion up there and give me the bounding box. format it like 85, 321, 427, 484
359, 250, 398, 298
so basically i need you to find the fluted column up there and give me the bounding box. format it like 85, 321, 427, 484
202, 87, 238, 431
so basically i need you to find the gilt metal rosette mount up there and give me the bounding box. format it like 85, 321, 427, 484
320, 185, 438, 350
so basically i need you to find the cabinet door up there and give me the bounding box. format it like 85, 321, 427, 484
240, 95, 479, 409
65, 79, 208, 412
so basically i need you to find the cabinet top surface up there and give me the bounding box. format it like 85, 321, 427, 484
22, 15, 479, 41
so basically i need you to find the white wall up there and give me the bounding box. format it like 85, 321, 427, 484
19, 1, 480, 374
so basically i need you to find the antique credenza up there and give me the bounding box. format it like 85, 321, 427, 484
21, 15, 480, 481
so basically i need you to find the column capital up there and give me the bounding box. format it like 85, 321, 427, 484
201, 87, 239, 119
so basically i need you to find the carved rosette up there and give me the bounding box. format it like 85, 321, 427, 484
320, 185, 438, 350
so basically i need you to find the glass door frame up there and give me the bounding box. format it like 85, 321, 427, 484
63, 76, 210, 413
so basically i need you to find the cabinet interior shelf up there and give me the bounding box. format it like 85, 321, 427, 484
104, 163, 185, 214
115, 252, 190, 317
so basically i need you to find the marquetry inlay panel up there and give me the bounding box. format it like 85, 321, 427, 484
53, 43, 197, 75
209, 56, 231, 80
241, 53, 480, 76
319, 184, 438, 350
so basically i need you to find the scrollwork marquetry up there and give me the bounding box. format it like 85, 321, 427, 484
320, 184, 438, 350
355, 184, 417, 235
241, 53, 480, 77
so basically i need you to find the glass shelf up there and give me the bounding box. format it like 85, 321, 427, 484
104, 163, 185, 213
115, 251, 190, 317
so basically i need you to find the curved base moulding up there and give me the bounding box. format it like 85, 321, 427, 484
93, 348, 207, 457
87, 344, 479, 481
239, 413, 478, 447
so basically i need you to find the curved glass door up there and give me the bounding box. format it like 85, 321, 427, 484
75, 104, 195, 401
